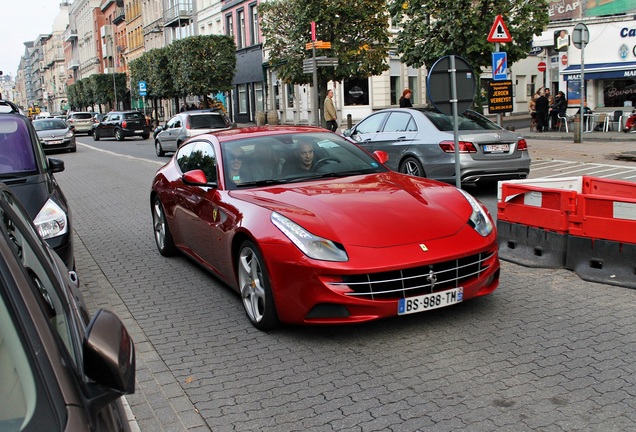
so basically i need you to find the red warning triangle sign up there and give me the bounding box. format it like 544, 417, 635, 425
487, 15, 513, 43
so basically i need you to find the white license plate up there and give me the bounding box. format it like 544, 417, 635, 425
135, 129, 143, 133
483, 144, 509, 153
398, 287, 463, 315
47, 140, 62, 145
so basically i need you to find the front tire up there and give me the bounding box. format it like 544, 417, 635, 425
152, 196, 176, 257
399, 156, 425, 177
142, 132, 150, 140
237, 240, 279, 330
115, 129, 124, 141
155, 140, 165, 157
92, 129, 100, 141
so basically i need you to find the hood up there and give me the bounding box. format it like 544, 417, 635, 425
234, 173, 472, 247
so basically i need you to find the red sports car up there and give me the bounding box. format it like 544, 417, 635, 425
150, 126, 500, 329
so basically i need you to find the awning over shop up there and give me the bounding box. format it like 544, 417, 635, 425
561, 62, 636, 81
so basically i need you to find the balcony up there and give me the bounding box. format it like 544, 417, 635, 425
67, 60, 79, 70
64, 29, 78, 42
113, 6, 125, 24
164, 0, 192, 28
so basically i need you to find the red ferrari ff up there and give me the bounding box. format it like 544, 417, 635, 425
150, 126, 500, 330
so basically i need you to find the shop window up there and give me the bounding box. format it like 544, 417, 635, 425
238, 84, 247, 114
254, 82, 264, 111
602, 79, 636, 108
344, 78, 369, 106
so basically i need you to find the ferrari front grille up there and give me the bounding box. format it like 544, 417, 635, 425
335, 250, 496, 300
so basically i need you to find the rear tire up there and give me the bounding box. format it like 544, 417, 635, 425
115, 129, 124, 141
92, 129, 100, 141
399, 156, 425, 177
142, 132, 150, 140
237, 240, 280, 330
152, 196, 176, 257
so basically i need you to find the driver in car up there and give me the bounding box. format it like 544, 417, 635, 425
281, 139, 316, 176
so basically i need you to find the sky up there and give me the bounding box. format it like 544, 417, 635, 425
1, 0, 65, 78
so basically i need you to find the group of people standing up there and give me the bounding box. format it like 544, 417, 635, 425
529, 87, 568, 132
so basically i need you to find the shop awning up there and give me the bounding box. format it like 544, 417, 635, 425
561, 62, 636, 81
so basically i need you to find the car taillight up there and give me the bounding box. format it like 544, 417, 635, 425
122, 120, 127, 128
517, 139, 528, 151
439, 140, 477, 153
185, 118, 191, 130
68, 118, 74, 123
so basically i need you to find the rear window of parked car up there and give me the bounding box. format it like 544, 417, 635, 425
189, 114, 228, 130
70, 113, 92, 120
421, 109, 501, 132
124, 112, 144, 120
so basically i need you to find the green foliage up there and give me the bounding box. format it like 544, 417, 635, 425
388, 0, 549, 73
168, 35, 237, 97
259, 0, 391, 86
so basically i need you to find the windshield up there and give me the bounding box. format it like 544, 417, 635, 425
221, 132, 387, 190
70, 113, 92, 120
33, 120, 67, 131
0, 118, 38, 175
421, 109, 503, 131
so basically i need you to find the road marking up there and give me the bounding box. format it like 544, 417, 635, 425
532, 159, 636, 182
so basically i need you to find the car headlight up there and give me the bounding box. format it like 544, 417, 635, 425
65, 131, 74, 139
271, 212, 348, 262
458, 189, 493, 237
34, 199, 68, 239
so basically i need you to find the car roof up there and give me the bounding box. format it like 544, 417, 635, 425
0, 99, 22, 115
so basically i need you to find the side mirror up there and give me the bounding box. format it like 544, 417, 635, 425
68, 124, 75, 130
183, 169, 216, 186
48, 158, 65, 173
374, 150, 389, 164
342, 129, 353, 138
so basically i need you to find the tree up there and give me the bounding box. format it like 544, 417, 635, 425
260, 0, 391, 109
389, 0, 549, 74
168, 35, 236, 106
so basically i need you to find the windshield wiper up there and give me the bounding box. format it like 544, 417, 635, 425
236, 178, 290, 187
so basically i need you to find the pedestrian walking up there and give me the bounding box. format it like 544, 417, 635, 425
535, 91, 549, 132
324, 89, 338, 132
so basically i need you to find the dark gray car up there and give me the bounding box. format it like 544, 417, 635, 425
344, 108, 531, 185
0, 183, 135, 432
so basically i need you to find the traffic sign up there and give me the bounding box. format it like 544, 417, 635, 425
537, 61, 547, 72
487, 15, 513, 43
305, 41, 331, 50
492, 52, 507, 81
427, 55, 476, 116
138, 81, 147, 96
561, 54, 568, 65
572, 23, 590, 49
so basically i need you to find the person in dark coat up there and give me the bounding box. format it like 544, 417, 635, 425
399, 89, 413, 108
550, 91, 568, 130
535, 92, 550, 132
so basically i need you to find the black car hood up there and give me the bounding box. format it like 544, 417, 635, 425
0, 172, 67, 218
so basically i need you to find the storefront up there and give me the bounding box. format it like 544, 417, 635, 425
562, 62, 636, 108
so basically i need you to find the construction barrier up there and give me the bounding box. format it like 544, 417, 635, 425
497, 176, 636, 289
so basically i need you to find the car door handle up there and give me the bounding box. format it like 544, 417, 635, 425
396, 136, 407, 141
363, 138, 373, 142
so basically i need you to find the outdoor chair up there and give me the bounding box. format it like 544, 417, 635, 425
595, 113, 607, 132
604, 110, 623, 131
557, 113, 570, 132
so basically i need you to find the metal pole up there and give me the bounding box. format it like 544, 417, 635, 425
495, 42, 501, 127
312, 42, 319, 126
112, 34, 117, 110
579, 39, 586, 141
450, 55, 461, 189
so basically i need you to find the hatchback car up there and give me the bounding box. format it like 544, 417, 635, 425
32, 118, 77, 153
65, 111, 94, 135
343, 108, 531, 185
0, 183, 135, 432
154, 110, 232, 156
0, 100, 74, 269
92, 110, 150, 141
151, 126, 499, 330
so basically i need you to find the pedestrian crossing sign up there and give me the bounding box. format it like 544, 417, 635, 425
487, 15, 513, 43
492, 52, 507, 81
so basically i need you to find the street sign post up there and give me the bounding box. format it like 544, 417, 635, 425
573, 23, 589, 143
138, 81, 147, 97
427, 55, 476, 188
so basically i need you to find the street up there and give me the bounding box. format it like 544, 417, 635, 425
54, 135, 636, 432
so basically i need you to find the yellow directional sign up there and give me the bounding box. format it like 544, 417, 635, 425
305, 41, 332, 50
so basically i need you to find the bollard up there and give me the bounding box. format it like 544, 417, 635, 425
573, 115, 581, 143
347, 114, 352, 129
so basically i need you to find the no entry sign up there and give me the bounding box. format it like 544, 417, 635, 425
537, 61, 546, 72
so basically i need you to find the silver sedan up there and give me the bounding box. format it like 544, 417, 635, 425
343, 108, 531, 185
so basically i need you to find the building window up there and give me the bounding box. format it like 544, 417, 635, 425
249, 4, 259, 45
390, 76, 400, 105
225, 14, 233, 39
237, 9, 246, 49
408, 76, 418, 104
344, 78, 369, 106
254, 82, 264, 111
287, 83, 294, 108
238, 84, 247, 114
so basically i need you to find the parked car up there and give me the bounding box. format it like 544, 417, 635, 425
343, 108, 531, 185
65, 111, 95, 135
92, 110, 150, 141
154, 110, 232, 156
32, 118, 77, 153
150, 126, 500, 330
0, 99, 74, 269
0, 183, 135, 432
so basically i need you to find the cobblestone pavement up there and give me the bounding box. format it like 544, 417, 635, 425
55, 134, 636, 432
